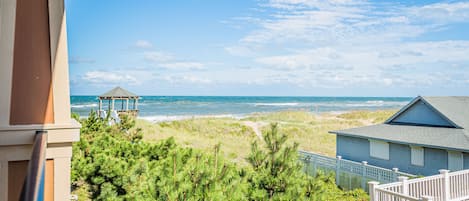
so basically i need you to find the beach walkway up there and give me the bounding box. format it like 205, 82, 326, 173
243, 121, 267, 140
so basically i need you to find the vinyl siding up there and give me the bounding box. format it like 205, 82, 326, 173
464, 153, 469, 169
337, 135, 455, 176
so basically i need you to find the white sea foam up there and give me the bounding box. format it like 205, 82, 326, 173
253, 103, 300, 106
345, 101, 407, 107
71, 103, 98, 108
366, 100, 384, 104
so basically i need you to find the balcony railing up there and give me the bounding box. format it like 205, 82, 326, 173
369, 169, 469, 201
20, 130, 48, 201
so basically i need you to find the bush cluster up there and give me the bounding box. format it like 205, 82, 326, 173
71, 111, 367, 200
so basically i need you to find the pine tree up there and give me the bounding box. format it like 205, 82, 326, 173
247, 123, 307, 200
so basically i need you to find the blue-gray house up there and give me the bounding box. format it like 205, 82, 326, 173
330, 96, 469, 176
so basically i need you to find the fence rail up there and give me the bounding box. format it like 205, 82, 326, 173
369, 169, 469, 201
299, 150, 415, 191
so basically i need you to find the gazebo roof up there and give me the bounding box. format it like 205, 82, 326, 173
99, 86, 138, 99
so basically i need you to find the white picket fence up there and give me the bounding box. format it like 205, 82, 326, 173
369, 169, 469, 201
299, 151, 415, 190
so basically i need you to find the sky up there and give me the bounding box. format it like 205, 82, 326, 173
65, 0, 469, 96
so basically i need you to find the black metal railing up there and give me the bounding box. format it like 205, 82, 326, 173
20, 130, 48, 201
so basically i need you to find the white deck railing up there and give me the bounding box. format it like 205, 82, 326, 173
299, 151, 415, 190
369, 169, 469, 201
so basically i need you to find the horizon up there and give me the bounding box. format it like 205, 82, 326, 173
66, 0, 469, 97
71, 94, 413, 98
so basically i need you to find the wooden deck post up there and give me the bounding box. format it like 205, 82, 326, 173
439, 169, 450, 201
368, 181, 379, 201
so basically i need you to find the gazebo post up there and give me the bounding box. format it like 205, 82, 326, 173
126, 99, 129, 110
135, 98, 138, 110
111, 98, 115, 111
98, 99, 102, 111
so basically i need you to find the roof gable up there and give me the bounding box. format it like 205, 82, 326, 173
99, 86, 138, 98
422, 96, 469, 129
385, 96, 459, 128
331, 96, 469, 151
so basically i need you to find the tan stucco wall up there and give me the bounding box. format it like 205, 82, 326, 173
49, 0, 72, 125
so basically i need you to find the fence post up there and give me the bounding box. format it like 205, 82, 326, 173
421, 196, 433, 201
305, 156, 311, 174
392, 167, 399, 182
312, 156, 317, 176
361, 161, 368, 190
368, 181, 380, 201
439, 169, 450, 201
398, 176, 409, 195
336, 156, 342, 187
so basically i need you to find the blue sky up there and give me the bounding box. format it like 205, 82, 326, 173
66, 0, 469, 96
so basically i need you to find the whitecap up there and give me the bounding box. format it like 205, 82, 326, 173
71, 103, 98, 108
253, 103, 300, 107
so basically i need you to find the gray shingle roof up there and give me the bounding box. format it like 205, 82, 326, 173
331, 124, 469, 152
331, 96, 469, 152
99, 86, 138, 99
422, 96, 469, 129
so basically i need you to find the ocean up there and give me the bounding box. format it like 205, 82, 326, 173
71, 96, 412, 122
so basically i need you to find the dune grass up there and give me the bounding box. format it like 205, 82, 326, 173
137, 110, 397, 165
337, 110, 397, 124
136, 118, 257, 165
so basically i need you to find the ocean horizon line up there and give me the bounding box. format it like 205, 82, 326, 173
71, 95, 413, 98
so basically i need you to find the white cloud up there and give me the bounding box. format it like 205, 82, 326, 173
230, 1, 469, 47
83, 71, 140, 85
163, 75, 212, 84
144, 51, 173, 62
409, 2, 469, 23
257, 41, 469, 70
134, 40, 153, 49
224, 46, 257, 57
221, 0, 469, 90
159, 62, 206, 70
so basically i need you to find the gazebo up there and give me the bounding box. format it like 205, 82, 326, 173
98, 86, 139, 117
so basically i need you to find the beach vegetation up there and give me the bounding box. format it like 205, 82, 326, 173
139, 110, 395, 161
336, 110, 396, 124
71, 112, 368, 200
